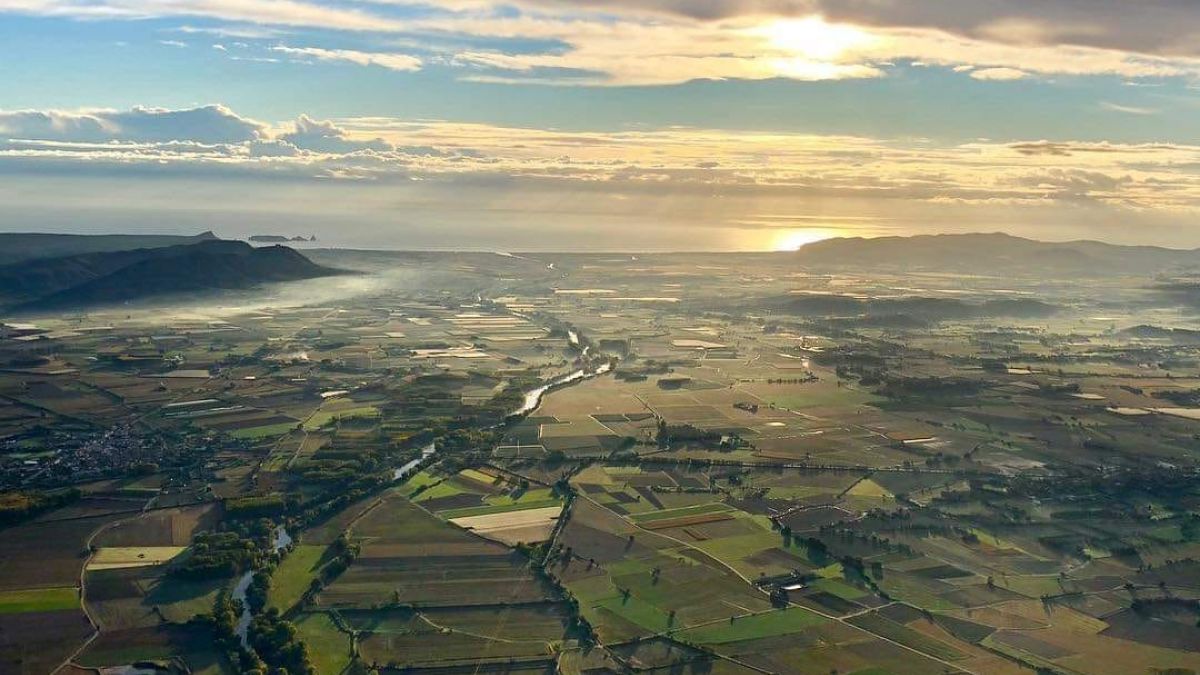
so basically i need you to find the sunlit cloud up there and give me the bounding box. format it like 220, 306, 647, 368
271, 45, 422, 71
6, 1, 1200, 86
4, 102, 1200, 249
969, 67, 1027, 81
4, 104, 1200, 219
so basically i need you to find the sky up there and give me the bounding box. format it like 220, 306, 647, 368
2, 1, 1200, 251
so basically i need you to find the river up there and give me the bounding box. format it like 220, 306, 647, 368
394, 441, 438, 481
509, 360, 612, 420
568, 329, 590, 357
233, 525, 292, 648
505, 327, 611, 420
232, 328, 592, 650
232, 331, 602, 649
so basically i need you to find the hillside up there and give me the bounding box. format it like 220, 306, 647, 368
0, 231, 219, 266
1, 240, 342, 311
793, 233, 1200, 276
778, 294, 1058, 320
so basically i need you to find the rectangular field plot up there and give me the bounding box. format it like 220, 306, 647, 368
552, 500, 773, 643
294, 612, 353, 675
86, 567, 225, 630
0, 608, 94, 674
0, 586, 79, 614
319, 493, 556, 609
269, 545, 331, 612
76, 624, 225, 671
349, 604, 570, 667
87, 546, 187, 570
0, 513, 135, 592
677, 607, 827, 644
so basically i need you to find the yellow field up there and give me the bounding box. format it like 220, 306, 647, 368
88, 546, 187, 570
846, 478, 892, 498
450, 506, 562, 545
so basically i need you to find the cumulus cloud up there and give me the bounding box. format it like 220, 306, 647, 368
0, 104, 265, 144
280, 115, 392, 153
2, 103, 1199, 220
4, 102, 1200, 249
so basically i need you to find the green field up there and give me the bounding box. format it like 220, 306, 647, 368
142, 576, 227, 624
594, 594, 673, 633
269, 545, 329, 612
676, 607, 827, 644
811, 577, 868, 601
412, 479, 468, 502
695, 529, 782, 564
304, 406, 379, 431
294, 612, 352, 675
485, 487, 556, 506
630, 502, 732, 523
230, 423, 298, 440
0, 586, 79, 614
848, 612, 966, 661
402, 471, 443, 496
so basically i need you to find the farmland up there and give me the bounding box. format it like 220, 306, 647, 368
0, 248, 1197, 674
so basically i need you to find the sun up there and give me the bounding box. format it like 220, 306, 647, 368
758, 16, 875, 62
771, 228, 840, 251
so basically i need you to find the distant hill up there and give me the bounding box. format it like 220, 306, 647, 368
250, 235, 316, 243
774, 294, 1058, 323
0, 240, 342, 312
0, 231, 219, 266
793, 233, 1200, 276
1118, 325, 1200, 343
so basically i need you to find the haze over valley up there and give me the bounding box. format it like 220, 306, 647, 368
3, 2, 1200, 674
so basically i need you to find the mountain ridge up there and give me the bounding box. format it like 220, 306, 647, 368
792, 232, 1200, 276
0, 231, 219, 266
0, 239, 343, 313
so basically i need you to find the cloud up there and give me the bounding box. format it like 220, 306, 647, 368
174, 24, 285, 39
0, 104, 266, 144
17, 0, 1200, 67
2, 103, 1199, 220
414, 10, 1200, 85
455, 0, 1200, 60
280, 115, 392, 153
6, 102, 1200, 249
969, 67, 1027, 81
3, 0, 405, 33
1010, 140, 1180, 157
271, 46, 422, 72
9, 1, 1200, 86
1100, 101, 1159, 115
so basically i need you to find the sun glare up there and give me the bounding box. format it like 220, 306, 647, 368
771, 228, 841, 251
759, 16, 875, 62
